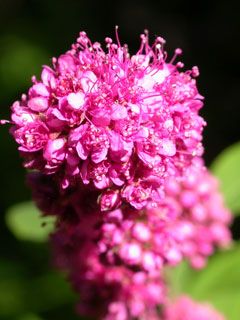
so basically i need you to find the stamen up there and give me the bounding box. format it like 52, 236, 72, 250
115, 25, 121, 48
170, 48, 182, 64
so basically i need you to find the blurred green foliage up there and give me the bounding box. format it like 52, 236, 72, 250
168, 244, 240, 320
6, 202, 55, 243
211, 142, 240, 216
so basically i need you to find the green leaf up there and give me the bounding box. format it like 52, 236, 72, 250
211, 141, 240, 215
5, 201, 55, 242
165, 260, 196, 298
168, 244, 240, 320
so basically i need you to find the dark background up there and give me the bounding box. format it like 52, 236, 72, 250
0, 0, 239, 319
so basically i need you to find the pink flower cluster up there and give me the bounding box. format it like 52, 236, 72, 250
27, 159, 231, 319
5, 30, 230, 320
52, 221, 166, 320
164, 296, 225, 320
99, 162, 232, 272
10, 30, 205, 209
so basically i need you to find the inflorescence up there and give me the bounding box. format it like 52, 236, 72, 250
5, 29, 231, 319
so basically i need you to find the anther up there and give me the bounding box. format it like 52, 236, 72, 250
170, 48, 183, 64
176, 62, 184, 68
192, 66, 200, 77
31, 76, 37, 83
105, 37, 113, 44
21, 94, 27, 101
156, 36, 166, 45
175, 48, 182, 55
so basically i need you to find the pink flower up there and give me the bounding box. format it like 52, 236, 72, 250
50, 204, 165, 320
99, 189, 121, 211
41, 65, 56, 89
29, 83, 50, 97
28, 96, 49, 112
80, 159, 111, 189
4, 29, 232, 320
8, 30, 205, 210
28, 161, 232, 319
121, 176, 163, 210
119, 242, 142, 265
121, 183, 151, 209
99, 162, 232, 272
13, 121, 49, 152
11, 101, 37, 126
72, 124, 109, 163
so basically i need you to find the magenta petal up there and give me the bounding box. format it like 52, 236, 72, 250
41, 66, 56, 89
69, 124, 89, 144
94, 175, 110, 189
67, 92, 85, 109
76, 141, 88, 160
158, 139, 176, 156
108, 131, 133, 162
137, 149, 161, 167
28, 97, 48, 112
137, 143, 161, 166
58, 54, 76, 73
51, 108, 66, 121
91, 147, 108, 163
80, 71, 98, 93
110, 176, 125, 186
11, 102, 36, 126
30, 83, 50, 97
43, 138, 66, 163
111, 104, 128, 120
80, 160, 90, 184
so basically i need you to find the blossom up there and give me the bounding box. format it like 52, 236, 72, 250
9, 30, 205, 209
164, 296, 225, 320
164, 159, 232, 268
51, 209, 165, 320
4, 29, 232, 320
13, 120, 49, 152
99, 161, 232, 271
27, 158, 231, 319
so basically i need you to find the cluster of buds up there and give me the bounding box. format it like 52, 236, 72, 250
5, 29, 231, 319
99, 162, 231, 273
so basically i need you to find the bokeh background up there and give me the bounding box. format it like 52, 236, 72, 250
0, 0, 239, 319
